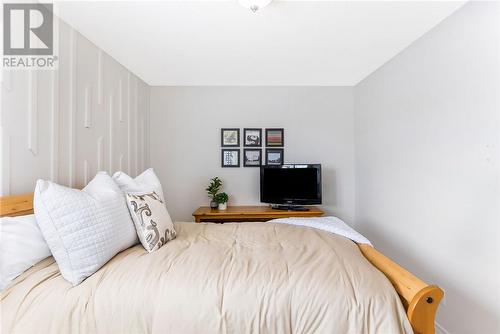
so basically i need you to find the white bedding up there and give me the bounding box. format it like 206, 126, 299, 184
269, 216, 372, 245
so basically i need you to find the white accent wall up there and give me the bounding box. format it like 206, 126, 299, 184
149, 87, 355, 222
0, 18, 150, 195
354, 2, 499, 332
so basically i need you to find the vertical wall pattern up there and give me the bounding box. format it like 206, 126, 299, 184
0, 18, 150, 195
28, 71, 38, 156
50, 70, 59, 183
68, 28, 77, 187
0, 72, 11, 194
108, 95, 114, 174
127, 73, 133, 174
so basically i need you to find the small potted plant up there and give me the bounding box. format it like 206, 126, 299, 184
215, 192, 228, 210
206, 177, 222, 209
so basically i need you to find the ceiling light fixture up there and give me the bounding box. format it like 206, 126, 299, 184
238, 0, 273, 13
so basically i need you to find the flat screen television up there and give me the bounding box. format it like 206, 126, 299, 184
260, 164, 322, 210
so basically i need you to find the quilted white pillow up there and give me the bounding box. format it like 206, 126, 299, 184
125, 192, 176, 252
34, 172, 137, 285
112, 168, 165, 202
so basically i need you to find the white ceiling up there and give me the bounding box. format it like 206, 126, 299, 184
55, 1, 465, 86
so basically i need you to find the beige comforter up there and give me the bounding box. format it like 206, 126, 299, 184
1, 222, 412, 334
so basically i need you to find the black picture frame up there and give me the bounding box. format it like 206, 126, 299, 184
221, 128, 240, 147
243, 128, 262, 147
243, 149, 262, 167
265, 128, 284, 147
266, 149, 284, 165
221, 149, 240, 167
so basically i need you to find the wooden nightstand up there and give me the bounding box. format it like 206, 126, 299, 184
192, 205, 324, 223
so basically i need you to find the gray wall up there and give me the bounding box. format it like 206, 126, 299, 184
354, 2, 499, 333
150, 87, 355, 222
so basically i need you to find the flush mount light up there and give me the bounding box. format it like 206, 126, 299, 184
238, 0, 273, 12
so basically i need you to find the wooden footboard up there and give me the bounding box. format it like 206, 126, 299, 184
1, 193, 443, 334
359, 244, 443, 334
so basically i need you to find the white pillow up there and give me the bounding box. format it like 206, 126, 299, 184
34, 172, 137, 286
125, 192, 176, 252
0, 214, 51, 291
112, 168, 165, 202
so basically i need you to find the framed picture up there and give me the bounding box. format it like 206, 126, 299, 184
266, 149, 284, 165
221, 149, 240, 167
265, 128, 284, 147
243, 149, 262, 167
221, 128, 240, 147
243, 128, 262, 147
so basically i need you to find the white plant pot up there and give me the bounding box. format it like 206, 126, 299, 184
218, 203, 227, 210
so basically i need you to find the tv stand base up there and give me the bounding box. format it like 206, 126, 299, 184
270, 204, 310, 211
193, 205, 323, 223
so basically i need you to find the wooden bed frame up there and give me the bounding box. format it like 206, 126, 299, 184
0, 193, 444, 334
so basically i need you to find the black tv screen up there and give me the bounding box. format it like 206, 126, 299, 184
260, 164, 322, 205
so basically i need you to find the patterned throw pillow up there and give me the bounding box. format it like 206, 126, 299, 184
125, 192, 176, 252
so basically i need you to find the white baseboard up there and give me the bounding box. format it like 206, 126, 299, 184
436, 322, 451, 334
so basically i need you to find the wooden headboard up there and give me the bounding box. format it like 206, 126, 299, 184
0, 192, 443, 334
0, 193, 34, 217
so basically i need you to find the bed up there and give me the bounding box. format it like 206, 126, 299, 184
0, 193, 443, 334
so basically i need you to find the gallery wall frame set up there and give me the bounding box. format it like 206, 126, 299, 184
221, 128, 284, 167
